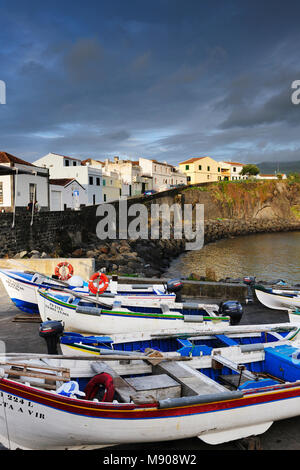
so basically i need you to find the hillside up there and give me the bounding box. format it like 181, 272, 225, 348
256, 160, 300, 175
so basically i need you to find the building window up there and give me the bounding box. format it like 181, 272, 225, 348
233, 167, 236, 172
65, 159, 69, 166
207, 166, 210, 171
103, 179, 106, 186
198, 165, 202, 170
0, 182, 3, 204
187, 176, 191, 182
218, 167, 220, 172
96, 177, 100, 186
89, 176, 93, 185
207, 175, 210, 179
73, 161, 76, 166
29, 183, 37, 202
185, 165, 189, 170
93, 195, 96, 205
103, 194, 106, 202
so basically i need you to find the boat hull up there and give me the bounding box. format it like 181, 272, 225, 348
0, 271, 40, 314
2, 377, 300, 449
255, 288, 300, 311
37, 289, 228, 335
0, 270, 176, 314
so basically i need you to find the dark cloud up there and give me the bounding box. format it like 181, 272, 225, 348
0, 0, 300, 164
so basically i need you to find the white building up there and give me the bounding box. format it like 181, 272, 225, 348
33, 153, 103, 205
100, 157, 151, 196
223, 162, 247, 181
81, 158, 122, 202
256, 173, 287, 180
0, 151, 49, 211
49, 178, 87, 211
139, 157, 187, 191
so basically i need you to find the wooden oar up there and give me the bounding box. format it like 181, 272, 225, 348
0, 353, 191, 362
150, 324, 298, 340
39, 286, 114, 309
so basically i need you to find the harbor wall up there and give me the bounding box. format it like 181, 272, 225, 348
0, 180, 299, 279
0, 257, 95, 279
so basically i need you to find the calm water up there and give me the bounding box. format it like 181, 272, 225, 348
165, 231, 300, 284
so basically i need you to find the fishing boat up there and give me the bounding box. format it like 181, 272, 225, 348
3, 338, 300, 449
255, 285, 300, 312
38, 319, 300, 359
36, 288, 231, 335
0, 268, 178, 315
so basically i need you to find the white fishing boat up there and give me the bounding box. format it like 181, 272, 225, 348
0, 268, 178, 314
255, 285, 300, 312
37, 288, 231, 335
2, 339, 300, 449
38, 318, 300, 359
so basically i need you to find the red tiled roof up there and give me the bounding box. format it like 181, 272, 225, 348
0, 151, 35, 167
179, 157, 207, 165
223, 161, 245, 166
81, 159, 104, 166
151, 159, 173, 167
49, 178, 76, 186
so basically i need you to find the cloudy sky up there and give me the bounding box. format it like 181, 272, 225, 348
0, 0, 300, 165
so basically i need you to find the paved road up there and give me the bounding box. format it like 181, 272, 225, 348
0, 284, 298, 451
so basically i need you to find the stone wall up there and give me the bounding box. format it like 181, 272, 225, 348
0, 180, 299, 278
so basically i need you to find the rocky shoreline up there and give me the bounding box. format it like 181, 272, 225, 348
11, 216, 300, 281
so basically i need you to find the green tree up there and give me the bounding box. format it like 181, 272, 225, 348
240, 164, 260, 177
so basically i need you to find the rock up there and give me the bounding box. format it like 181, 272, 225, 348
72, 248, 84, 257
86, 250, 98, 257
29, 250, 40, 256
188, 273, 201, 281
99, 245, 109, 254
13, 250, 28, 259
119, 245, 131, 254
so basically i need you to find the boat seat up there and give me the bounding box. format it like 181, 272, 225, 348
90, 361, 158, 403
214, 334, 239, 347
153, 361, 227, 396
211, 353, 257, 380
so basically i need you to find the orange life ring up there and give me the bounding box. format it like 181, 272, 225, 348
88, 272, 109, 295
55, 262, 74, 281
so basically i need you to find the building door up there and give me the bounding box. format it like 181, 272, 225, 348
51, 190, 62, 211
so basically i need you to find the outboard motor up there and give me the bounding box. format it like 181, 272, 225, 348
218, 301, 243, 325
166, 279, 183, 302
243, 276, 256, 304
39, 320, 64, 355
